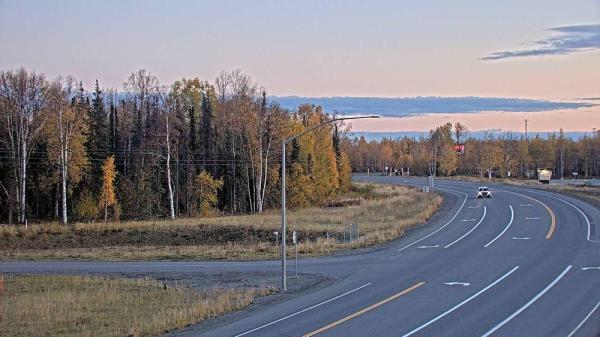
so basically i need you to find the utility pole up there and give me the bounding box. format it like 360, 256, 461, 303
560, 146, 564, 179
279, 115, 379, 291
524, 119, 528, 141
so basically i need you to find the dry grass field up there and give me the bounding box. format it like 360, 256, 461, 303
0, 184, 441, 260
0, 275, 273, 337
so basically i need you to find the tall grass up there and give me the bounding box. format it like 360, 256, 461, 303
0, 275, 273, 337
0, 184, 442, 260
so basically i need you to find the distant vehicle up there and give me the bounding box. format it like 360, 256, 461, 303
477, 186, 492, 198
537, 169, 552, 184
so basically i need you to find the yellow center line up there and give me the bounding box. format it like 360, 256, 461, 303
303, 281, 425, 337
509, 191, 556, 239
541, 200, 556, 239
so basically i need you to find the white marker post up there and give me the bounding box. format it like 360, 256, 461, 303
293, 230, 298, 277
274, 231, 279, 249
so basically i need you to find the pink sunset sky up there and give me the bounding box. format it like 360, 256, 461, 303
1, 0, 598, 133
351, 106, 600, 133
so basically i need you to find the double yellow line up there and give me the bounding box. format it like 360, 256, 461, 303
303, 282, 425, 337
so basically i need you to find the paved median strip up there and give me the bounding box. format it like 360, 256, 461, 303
303, 282, 425, 337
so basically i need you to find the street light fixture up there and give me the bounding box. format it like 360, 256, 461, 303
279, 115, 379, 291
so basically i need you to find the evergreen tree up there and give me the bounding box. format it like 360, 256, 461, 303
86, 80, 109, 193
199, 89, 214, 173
188, 106, 197, 170
333, 123, 341, 158
290, 138, 301, 167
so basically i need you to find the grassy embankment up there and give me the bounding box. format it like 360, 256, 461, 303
0, 274, 273, 337
0, 184, 442, 260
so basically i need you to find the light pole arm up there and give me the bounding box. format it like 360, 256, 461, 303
285, 115, 378, 144
279, 114, 378, 292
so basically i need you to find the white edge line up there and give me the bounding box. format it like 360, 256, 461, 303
398, 190, 468, 252
445, 206, 487, 248
481, 265, 572, 337
402, 265, 520, 337
484, 205, 514, 248
567, 300, 600, 337
234, 282, 371, 337
518, 188, 595, 242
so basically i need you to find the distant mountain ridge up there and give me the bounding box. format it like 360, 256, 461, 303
349, 131, 593, 141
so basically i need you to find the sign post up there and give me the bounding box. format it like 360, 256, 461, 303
292, 230, 298, 278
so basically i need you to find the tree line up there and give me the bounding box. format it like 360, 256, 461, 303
344, 122, 600, 179
0, 68, 351, 225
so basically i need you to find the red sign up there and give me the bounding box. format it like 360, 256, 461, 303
453, 143, 465, 154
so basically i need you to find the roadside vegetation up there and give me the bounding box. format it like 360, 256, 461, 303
0, 274, 273, 337
0, 184, 441, 260
0, 68, 354, 228
348, 122, 598, 181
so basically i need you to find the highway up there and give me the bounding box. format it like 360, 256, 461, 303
2, 177, 599, 337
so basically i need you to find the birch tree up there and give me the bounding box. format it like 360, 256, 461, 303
45, 77, 90, 225
0, 68, 49, 224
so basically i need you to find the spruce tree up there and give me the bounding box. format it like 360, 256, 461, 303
188, 106, 197, 171
199, 90, 214, 173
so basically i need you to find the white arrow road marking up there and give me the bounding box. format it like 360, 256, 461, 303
524, 217, 541, 220
520, 204, 532, 207
512, 237, 532, 240
417, 245, 439, 249
461, 219, 476, 222
444, 282, 470, 286
581, 267, 600, 271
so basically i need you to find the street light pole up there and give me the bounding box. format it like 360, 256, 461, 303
279, 115, 379, 291
280, 138, 287, 291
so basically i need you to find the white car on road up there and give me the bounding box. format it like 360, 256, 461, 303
477, 186, 492, 198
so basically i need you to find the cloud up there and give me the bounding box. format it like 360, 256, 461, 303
271, 96, 594, 118
482, 24, 600, 60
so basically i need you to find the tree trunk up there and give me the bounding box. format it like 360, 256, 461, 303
20, 139, 27, 224
166, 115, 175, 220
61, 161, 68, 225
55, 185, 59, 219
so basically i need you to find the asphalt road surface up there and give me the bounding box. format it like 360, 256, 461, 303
2, 177, 599, 337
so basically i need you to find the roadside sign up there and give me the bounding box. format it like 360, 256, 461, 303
292, 230, 297, 244
453, 143, 465, 154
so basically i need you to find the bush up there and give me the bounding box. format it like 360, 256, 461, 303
195, 171, 224, 217
75, 191, 99, 222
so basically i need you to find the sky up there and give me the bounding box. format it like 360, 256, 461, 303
1, 0, 599, 132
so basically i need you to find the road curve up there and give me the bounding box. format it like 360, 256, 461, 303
1, 177, 599, 337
